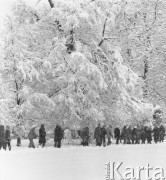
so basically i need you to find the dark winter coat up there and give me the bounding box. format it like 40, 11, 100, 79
121, 126, 128, 139
127, 127, 132, 140
39, 127, 46, 144
80, 127, 89, 143
153, 127, 159, 136
94, 126, 102, 143
0, 125, 5, 143
153, 126, 159, 142
5, 130, 11, 141
114, 128, 120, 138
131, 128, 137, 139
159, 125, 165, 141
146, 128, 152, 142
136, 127, 141, 141
159, 125, 165, 135
140, 127, 147, 141
101, 127, 107, 139
54, 125, 63, 141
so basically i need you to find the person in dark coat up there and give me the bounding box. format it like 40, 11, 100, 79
80, 127, 90, 146
153, 125, 159, 143
135, 125, 141, 144
114, 127, 120, 144
94, 123, 102, 146
0, 125, 6, 150
131, 126, 136, 144
146, 127, 152, 144
126, 126, 132, 144
140, 126, 147, 144
121, 126, 128, 144
5, 126, 11, 151
101, 125, 107, 147
159, 125, 165, 142
39, 124, 46, 147
54, 124, 63, 148
28, 126, 37, 148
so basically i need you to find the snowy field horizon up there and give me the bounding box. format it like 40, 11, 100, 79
1, 139, 166, 180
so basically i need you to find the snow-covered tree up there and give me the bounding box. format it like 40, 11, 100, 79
0, 0, 155, 130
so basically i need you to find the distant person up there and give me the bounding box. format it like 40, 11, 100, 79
0, 125, 5, 150
126, 126, 132, 144
101, 125, 107, 147
17, 137, 21, 147
39, 124, 46, 147
28, 126, 37, 148
159, 124, 165, 142
135, 125, 141, 144
106, 125, 113, 145
153, 125, 159, 143
94, 123, 102, 146
121, 126, 128, 144
140, 126, 147, 144
114, 126, 120, 144
131, 126, 136, 144
5, 126, 11, 151
146, 127, 152, 144
80, 127, 90, 146
54, 124, 63, 148
16, 124, 25, 147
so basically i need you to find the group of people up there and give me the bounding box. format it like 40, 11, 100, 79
80, 123, 119, 147
120, 124, 165, 145
0, 124, 64, 150
84, 123, 165, 147
28, 124, 64, 148
0, 125, 11, 151
1, 123, 165, 150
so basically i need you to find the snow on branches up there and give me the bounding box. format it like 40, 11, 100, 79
0, 0, 155, 128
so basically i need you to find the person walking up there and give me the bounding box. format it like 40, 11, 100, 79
146, 126, 152, 144
121, 126, 128, 144
106, 125, 113, 146
94, 123, 102, 146
0, 125, 6, 150
101, 125, 107, 147
39, 124, 46, 147
140, 126, 147, 144
5, 126, 11, 151
114, 126, 120, 144
153, 125, 159, 143
80, 127, 90, 146
54, 124, 63, 148
28, 126, 37, 148
159, 124, 165, 142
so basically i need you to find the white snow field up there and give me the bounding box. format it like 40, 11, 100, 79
1, 139, 166, 180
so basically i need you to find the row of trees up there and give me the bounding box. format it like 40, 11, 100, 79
0, 0, 164, 131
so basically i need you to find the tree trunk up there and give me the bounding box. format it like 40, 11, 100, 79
48, 0, 54, 8
143, 56, 148, 98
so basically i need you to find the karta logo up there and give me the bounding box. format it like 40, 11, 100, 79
105, 162, 166, 180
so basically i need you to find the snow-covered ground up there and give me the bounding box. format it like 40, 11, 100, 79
1, 139, 166, 180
